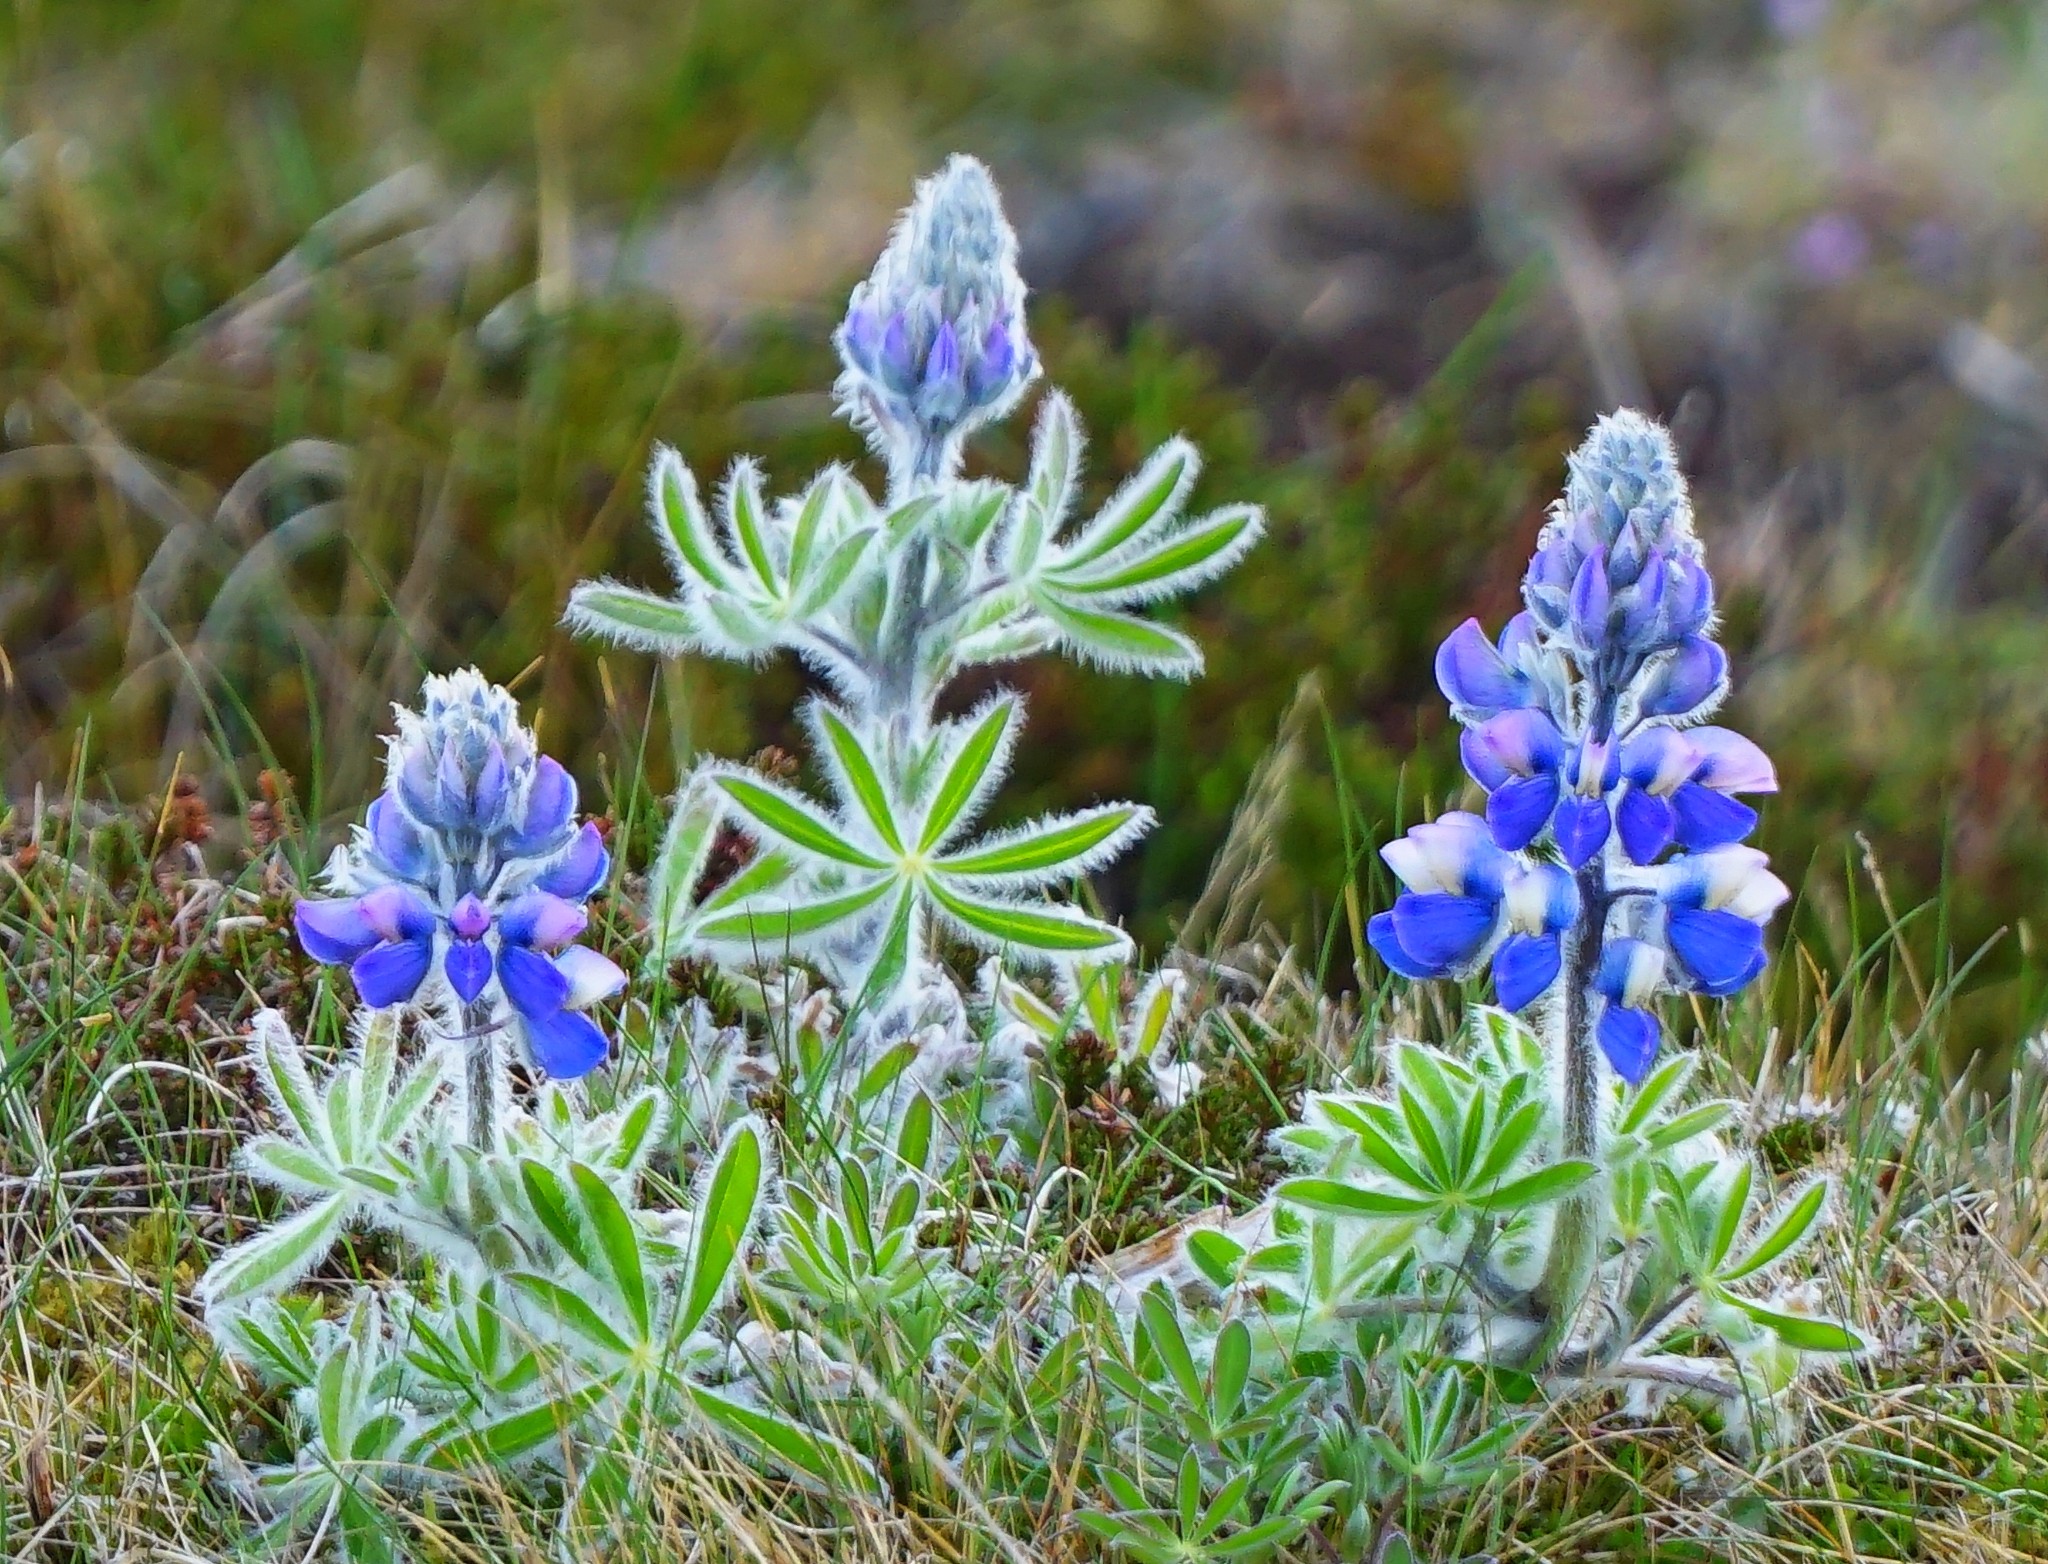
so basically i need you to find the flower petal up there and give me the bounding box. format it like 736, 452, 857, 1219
1619, 727, 1694, 794
1491, 932, 1561, 1011
498, 942, 572, 1019
499, 892, 589, 951
1368, 910, 1442, 979
367, 793, 431, 879
1616, 787, 1676, 865
1434, 618, 1527, 719
358, 884, 437, 944
1553, 797, 1611, 869
1666, 906, 1768, 997
293, 897, 380, 964
1389, 892, 1498, 970
1637, 635, 1727, 720
1686, 728, 1776, 794
1670, 782, 1758, 852
1461, 728, 1510, 791
352, 938, 434, 1008
554, 946, 627, 1010
1476, 709, 1566, 777
522, 1007, 610, 1079
513, 756, 577, 847
536, 822, 609, 901
1486, 774, 1561, 852
449, 893, 491, 941
1596, 1005, 1662, 1085
445, 939, 494, 1004
1569, 547, 1612, 645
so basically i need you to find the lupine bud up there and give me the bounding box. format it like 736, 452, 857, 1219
835, 155, 1039, 486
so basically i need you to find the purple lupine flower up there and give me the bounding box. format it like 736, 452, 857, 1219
1379, 411, 1784, 1087
292, 669, 622, 1080
834, 155, 1039, 484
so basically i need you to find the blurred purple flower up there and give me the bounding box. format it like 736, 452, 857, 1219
1790, 211, 1871, 286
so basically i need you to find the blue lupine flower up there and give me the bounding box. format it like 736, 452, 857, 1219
1650, 845, 1788, 998
1381, 410, 1785, 1091
1592, 938, 1667, 1085
1616, 726, 1777, 864
835, 154, 1038, 482
292, 669, 623, 1079
1462, 710, 1618, 868
1368, 813, 1580, 1010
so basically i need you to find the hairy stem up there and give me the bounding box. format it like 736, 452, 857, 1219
1528, 861, 1610, 1363
462, 1000, 497, 1151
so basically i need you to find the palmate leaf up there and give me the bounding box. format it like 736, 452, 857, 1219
696, 699, 1146, 990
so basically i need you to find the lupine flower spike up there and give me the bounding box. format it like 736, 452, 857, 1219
294, 670, 623, 1143
1372, 410, 1784, 1086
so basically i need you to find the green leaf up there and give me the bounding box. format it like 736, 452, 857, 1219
723, 460, 779, 592
784, 468, 835, 586
245, 1137, 343, 1193
257, 1026, 330, 1154
650, 449, 733, 590
1732, 1299, 1867, 1354
1038, 597, 1203, 677
918, 699, 1016, 853
693, 876, 892, 947
1466, 1099, 1545, 1190
199, 1195, 349, 1306
564, 583, 702, 652
519, 1160, 596, 1274
508, 1271, 633, 1359
935, 804, 1146, 882
1396, 1082, 1456, 1189
420, 1381, 614, 1471
1618, 1053, 1696, 1135
1137, 1287, 1205, 1406
794, 527, 875, 618
1275, 1177, 1438, 1218
1184, 1229, 1245, 1290
1026, 393, 1079, 527
1710, 1161, 1755, 1270
928, 881, 1129, 956
813, 706, 904, 852
1470, 1158, 1597, 1213
712, 774, 885, 869
686, 1382, 875, 1494
1720, 1178, 1829, 1283
647, 780, 721, 954
851, 888, 918, 1006
1050, 505, 1259, 601
571, 1162, 651, 1340
379, 1054, 447, 1142
694, 848, 796, 914
677, 1122, 762, 1338
1065, 438, 1196, 566
1644, 1101, 1735, 1152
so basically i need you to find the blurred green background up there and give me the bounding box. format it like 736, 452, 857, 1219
5, 0, 2048, 1059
